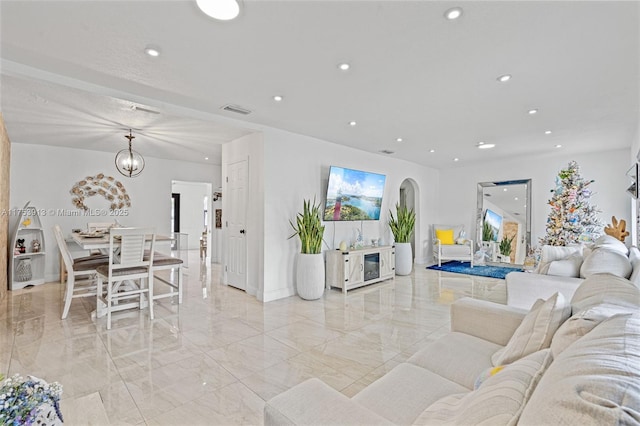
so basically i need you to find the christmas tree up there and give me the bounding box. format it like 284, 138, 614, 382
540, 161, 603, 246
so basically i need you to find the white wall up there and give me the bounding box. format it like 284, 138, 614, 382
10, 143, 219, 282
438, 149, 631, 253
259, 128, 439, 302
171, 180, 211, 251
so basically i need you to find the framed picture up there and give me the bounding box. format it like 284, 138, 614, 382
215, 209, 222, 229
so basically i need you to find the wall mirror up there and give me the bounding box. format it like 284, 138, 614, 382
476, 179, 531, 265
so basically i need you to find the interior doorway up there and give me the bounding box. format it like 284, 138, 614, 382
399, 179, 418, 261
171, 180, 212, 263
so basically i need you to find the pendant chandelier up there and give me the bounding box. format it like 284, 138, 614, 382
115, 129, 145, 178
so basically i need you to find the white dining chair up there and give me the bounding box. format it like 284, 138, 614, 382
96, 227, 156, 330
53, 224, 108, 319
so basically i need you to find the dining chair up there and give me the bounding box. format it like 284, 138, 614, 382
148, 251, 184, 304
96, 227, 156, 330
53, 224, 108, 319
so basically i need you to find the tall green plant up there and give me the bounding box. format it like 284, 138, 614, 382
482, 222, 495, 242
388, 203, 416, 243
289, 198, 325, 254
500, 234, 515, 256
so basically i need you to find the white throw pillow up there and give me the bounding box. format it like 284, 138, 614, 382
415, 349, 553, 426
592, 234, 629, 256
570, 273, 640, 313
492, 293, 570, 366
536, 245, 583, 274
550, 303, 637, 356
580, 248, 632, 279
546, 252, 583, 278
627, 246, 640, 288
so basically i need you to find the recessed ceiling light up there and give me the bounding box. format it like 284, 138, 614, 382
196, 0, 240, 20
453, 157, 459, 162
514, 197, 519, 201
205, 157, 209, 160
477, 142, 496, 149
545, 130, 552, 135
396, 138, 403, 143
528, 108, 539, 115
144, 46, 160, 57
349, 121, 357, 126
429, 149, 435, 153
444, 7, 463, 20
556, 144, 562, 148
338, 63, 350, 71
273, 95, 283, 102
503, 188, 508, 192
497, 74, 512, 83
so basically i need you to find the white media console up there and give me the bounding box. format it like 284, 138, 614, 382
326, 245, 395, 293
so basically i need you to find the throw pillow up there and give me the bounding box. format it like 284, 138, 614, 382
415, 349, 553, 426
491, 293, 570, 366
592, 234, 629, 256
550, 303, 637, 356
570, 273, 640, 313
473, 365, 505, 390
579, 248, 632, 279
536, 245, 583, 274
546, 252, 583, 278
436, 229, 455, 245
627, 246, 640, 288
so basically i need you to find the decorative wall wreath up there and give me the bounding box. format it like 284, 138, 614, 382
70, 173, 131, 211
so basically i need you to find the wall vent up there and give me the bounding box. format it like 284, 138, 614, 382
379, 150, 395, 155
221, 104, 252, 115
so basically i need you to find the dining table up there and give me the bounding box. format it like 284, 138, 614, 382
65, 231, 175, 318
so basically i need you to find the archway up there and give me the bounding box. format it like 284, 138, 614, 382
399, 178, 419, 262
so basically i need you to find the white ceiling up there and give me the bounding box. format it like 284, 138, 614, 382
1, 1, 638, 168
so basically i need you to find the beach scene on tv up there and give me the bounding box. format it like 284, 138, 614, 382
324, 167, 386, 221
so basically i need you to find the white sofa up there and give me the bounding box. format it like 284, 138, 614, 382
265, 274, 640, 425
507, 236, 638, 310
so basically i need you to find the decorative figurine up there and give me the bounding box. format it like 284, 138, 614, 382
16, 239, 26, 254
31, 239, 41, 253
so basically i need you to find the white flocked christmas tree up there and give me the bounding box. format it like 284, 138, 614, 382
540, 161, 603, 246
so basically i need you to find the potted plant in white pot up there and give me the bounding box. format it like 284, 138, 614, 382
389, 203, 416, 275
289, 198, 326, 300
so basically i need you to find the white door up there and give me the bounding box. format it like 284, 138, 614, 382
226, 159, 248, 290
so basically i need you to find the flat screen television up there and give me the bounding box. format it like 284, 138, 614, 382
484, 209, 503, 242
324, 166, 386, 221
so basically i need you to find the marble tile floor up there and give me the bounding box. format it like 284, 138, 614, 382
0, 252, 506, 425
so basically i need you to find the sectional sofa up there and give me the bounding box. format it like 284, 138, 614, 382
265, 273, 640, 425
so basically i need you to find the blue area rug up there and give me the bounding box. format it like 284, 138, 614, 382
426, 261, 522, 279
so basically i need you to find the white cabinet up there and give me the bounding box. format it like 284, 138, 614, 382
326, 245, 395, 293
9, 202, 46, 290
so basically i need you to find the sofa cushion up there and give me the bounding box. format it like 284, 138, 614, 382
537, 245, 583, 274
415, 349, 553, 426
352, 363, 469, 425
519, 314, 640, 426
550, 302, 637, 356
492, 293, 570, 366
627, 246, 640, 288
580, 247, 632, 279
435, 228, 455, 245
570, 273, 640, 313
546, 252, 583, 278
592, 234, 629, 256
407, 332, 502, 390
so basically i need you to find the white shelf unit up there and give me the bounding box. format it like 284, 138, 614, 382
9, 202, 46, 290
326, 245, 395, 293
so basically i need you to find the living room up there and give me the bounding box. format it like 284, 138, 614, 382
0, 1, 639, 424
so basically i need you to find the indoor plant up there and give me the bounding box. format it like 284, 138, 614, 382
289, 198, 325, 300
388, 203, 416, 275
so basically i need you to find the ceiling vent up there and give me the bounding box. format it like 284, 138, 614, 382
379, 150, 395, 155
221, 104, 252, 115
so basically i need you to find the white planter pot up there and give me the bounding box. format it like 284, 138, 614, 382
296, 253, 325, 300
395, 242, 413, 275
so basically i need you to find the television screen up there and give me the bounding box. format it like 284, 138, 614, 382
324, 166, 386, 221
484, 209, 503, 241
